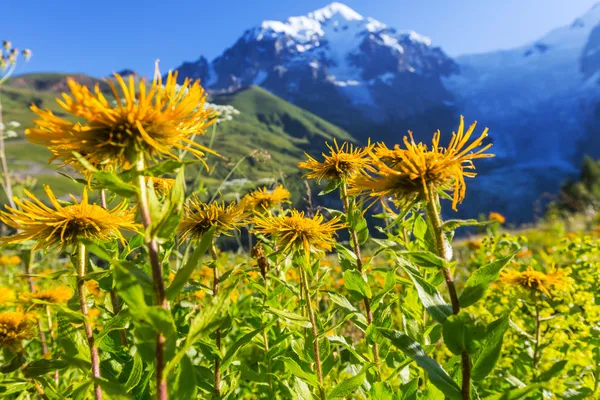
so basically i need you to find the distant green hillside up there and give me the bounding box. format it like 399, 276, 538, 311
1, 73, 354, 202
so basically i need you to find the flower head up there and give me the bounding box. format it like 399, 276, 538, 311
298, 139, 375, 183
0, 288, 15, 304
500, 267, 567, 296
179, 197, 249, 240
0, 255, 21, 266
353, 117, 493, 211
0, 185, 138, 250
26, 71, 217, 172
150, 177, 176, 196
242, 185, 291, 212
0, 311, 36, 349
252, 209, 346, 256
489, 212, 506, 224
22, 286, 72, 304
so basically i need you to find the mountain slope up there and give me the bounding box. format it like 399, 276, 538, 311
1, 74, 354, 201
442, 3, 600, 221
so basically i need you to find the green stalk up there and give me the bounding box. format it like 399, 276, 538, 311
261, 266, 273, 395
339, 182, 381, 375
425, 188, 470, 400
210, 241, 222, 397
135, 157, 167, 400
100, 189, 128, 347
77, 243, 102, 400
24, 250, 49, 356
0, 92, 16, 209
532, 294, 541, 377
300, 264, 326, 400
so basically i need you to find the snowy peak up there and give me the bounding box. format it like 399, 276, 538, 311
307, 2, 364, 22
173, 2, 456, 134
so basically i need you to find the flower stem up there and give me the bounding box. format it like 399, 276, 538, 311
340, 182, 380, 376
0, 94, 16, 209
425, 190, 470, 400
135, 158, 167, 400
24, 250, 49, 356
210, 241, 222, 397
299, 266, 326, 400
100, 189, 128, 347
533, 295, 541, 375
77, 243, 102, 400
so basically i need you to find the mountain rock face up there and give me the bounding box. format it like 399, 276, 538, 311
172, 2, 458, 138
444, 3, 600, 221
171, 2, 600, 222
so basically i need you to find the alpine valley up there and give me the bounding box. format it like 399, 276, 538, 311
7, 2, 600, 222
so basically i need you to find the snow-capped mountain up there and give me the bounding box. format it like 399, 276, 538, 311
171, 2, 600, 221
173, 2, 457, 138
444, 3, 600, 220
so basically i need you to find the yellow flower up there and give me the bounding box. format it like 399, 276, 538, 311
353, 116, 493, 211
489, 212, 506, 224
23, 286, 73, 304
500, 267, 567, 296
0, 185, 139, 250
298, 139, 375, 183
26, 71, 217, 171
0, 255, 21, 266
252, 209, 345, 256
151, 177, 176, 196
242, 185, 291, 212
0, 288, 15, 304
85, 280, 102, 297
0, 311, 36, 349
178, 197, 249, 240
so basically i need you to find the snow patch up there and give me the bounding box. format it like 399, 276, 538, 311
253, 70, 268, 85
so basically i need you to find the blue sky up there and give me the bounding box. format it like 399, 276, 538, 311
4, 0, 598, 77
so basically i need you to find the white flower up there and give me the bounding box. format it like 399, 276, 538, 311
7, 121, 20, 128
204, 103, 240, 123
6, 130, 18, 138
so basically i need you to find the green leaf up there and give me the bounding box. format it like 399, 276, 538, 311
442, 315, 466, 355
399, 379, 419, 400
170, 355, 197, 400
394, 256, 452, 324
142, 160, 198, 177
378, 328, 462, 399
266, 307, 311, 328
484, 384, 541, 400
343, 270, 372, 299
400, 251, 447, 269
93, 378, 131, 400
459, 252, 518, 307
166, 227, 215, 300
327, 368, 366, 399
292, 377, 314, 400
370, 382, 394, 400
95, 309, 130, 344
280, 356, 320, 388
81, 240, 115, 262
472, 313, 510, 381
221, 327, 264, 370
441, 219, 490, 231
94, 171, 139, 198
0, 353, 26, 374
124, 353, 143, 392
536, 360, 568, 382
318, 180, 341, 196
71, 380, 94, 400
114, 262, 148, 311
347, 205, 369, 245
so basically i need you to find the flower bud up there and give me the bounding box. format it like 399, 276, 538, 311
22, 49, 32, 62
